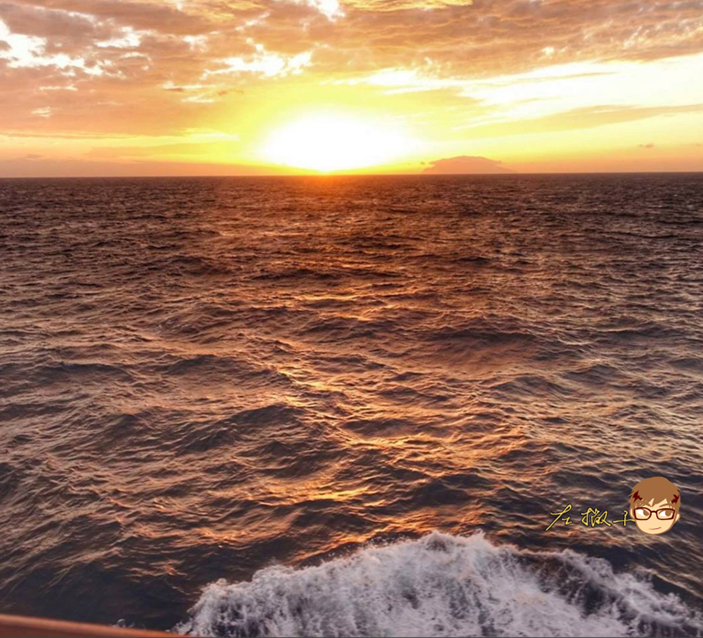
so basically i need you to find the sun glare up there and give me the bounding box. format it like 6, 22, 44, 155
259, 113, 414, 173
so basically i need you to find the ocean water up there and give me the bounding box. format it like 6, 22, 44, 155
0, 174, 702, 637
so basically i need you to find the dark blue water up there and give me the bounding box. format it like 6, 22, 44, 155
1, 174, 702, 636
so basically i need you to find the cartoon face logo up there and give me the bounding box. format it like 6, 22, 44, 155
629, 477, 680, 535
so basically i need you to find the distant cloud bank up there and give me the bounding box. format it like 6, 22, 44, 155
422, 156, 514, 175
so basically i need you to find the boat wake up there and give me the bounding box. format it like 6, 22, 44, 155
174, 532, 702, 637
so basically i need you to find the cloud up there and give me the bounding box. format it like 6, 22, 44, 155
422, 155, 514, 174
457, 103, 703, 138
296, 0, 344, 20
0, 155, 299, 177
206, 47, 313, 78
85, 140, 240, 159
639, 142, 655, 148
31, 106, 52, 117
5, 0, 211, 35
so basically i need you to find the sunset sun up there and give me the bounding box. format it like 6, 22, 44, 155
260, 113, 415, 173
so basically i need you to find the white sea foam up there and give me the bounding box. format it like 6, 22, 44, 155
174, 532, 702, 637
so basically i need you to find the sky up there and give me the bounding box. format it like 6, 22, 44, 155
1, 0, 703, 176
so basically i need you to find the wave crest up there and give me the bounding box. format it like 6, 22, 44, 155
174, 532, 702, 637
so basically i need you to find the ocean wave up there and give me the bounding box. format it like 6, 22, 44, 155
174, 532, 702, 637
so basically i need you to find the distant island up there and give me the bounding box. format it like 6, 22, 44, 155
422, 156, 515, 174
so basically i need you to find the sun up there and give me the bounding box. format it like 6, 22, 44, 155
259, 112, 414, 173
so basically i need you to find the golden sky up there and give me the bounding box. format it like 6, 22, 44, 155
1, 0, 702, 176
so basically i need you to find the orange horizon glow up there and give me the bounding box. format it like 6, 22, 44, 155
1, 1, 702, 177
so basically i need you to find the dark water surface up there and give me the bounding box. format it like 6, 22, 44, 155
1, 175, 702, 636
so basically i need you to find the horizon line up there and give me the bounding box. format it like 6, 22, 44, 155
2, 170, 703, 180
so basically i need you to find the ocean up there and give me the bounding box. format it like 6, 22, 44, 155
0, 174, 702, 637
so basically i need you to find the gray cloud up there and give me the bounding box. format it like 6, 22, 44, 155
422, 155, 514, 174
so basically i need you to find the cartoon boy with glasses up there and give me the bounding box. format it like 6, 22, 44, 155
630, 477, 681, 535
